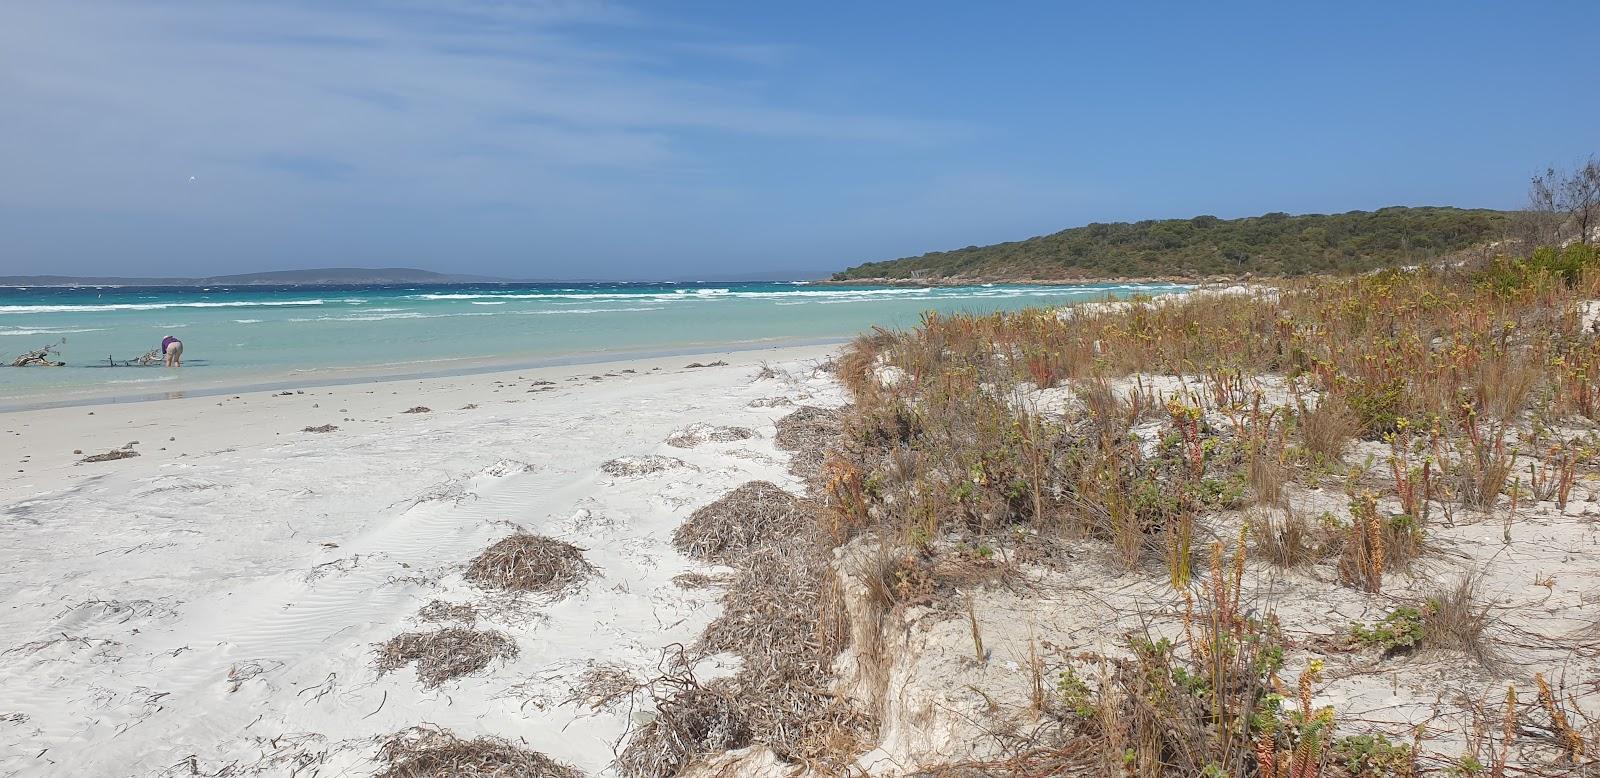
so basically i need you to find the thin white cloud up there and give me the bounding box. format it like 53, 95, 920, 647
0, 0, 965, 219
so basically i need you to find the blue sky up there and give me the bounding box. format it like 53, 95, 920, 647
2, 1, 1597, 280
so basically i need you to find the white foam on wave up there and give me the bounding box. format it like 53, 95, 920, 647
520, 306, 665, 315
0, 326, 110, 336
282, 304, 672, 323
404, 286, 1058, 304
411, 292, 686, 302
289, 311, 444, 322
106, 375, 178, 385
0, 299, 343, 314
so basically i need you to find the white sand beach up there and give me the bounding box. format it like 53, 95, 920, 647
0, 344, 842, 776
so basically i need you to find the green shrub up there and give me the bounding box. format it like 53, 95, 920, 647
1331, 733, 1415, 776
1344, 378, 1407, 437
1531, 243, 1599, 286
1351, 606, 1425, 653
1476, 243, 1600, 294
1197, 474, 1248, 510
1056, 665, 1095, 719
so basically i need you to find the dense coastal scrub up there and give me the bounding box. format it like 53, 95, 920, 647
832, 206, 1509, 280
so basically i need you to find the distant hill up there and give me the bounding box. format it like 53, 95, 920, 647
0, 267, 508, 286
832, 206, 1512, 281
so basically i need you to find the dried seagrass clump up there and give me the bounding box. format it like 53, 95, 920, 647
665, 422, 755, 448
374, 628, 516, 688
773, 405, 845, 482
673, 481, 808, 563
465, 534, 595, 596
615, 678, 749, 778
601, 455, 693, 477
415, 600, 476, 623
375, 726, 581, 778
773, 406, 843, 452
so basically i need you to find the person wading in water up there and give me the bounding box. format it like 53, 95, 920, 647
161, 335, 184, 367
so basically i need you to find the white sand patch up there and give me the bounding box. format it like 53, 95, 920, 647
0, 344, 841, 776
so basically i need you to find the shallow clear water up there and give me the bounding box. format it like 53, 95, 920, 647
0, 281, 1187, 405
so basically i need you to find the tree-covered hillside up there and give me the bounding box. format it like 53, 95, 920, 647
832, 206, 1510, 280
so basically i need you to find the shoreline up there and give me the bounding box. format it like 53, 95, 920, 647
0, 336, 851, 413
1, 279, 1189, 413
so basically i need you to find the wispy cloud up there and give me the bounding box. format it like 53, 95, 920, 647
0, 0, 964, 218
0, 2, 960, 212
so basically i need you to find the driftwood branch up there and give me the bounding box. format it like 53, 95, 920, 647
8, 341, 64, 367
107, 349, 161, 367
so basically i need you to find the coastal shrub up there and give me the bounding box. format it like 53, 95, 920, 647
832, 206, 1509, 280
737, 219, 1600, 774
915, 533, 1324, 777
1330, 733, 1416, 777
1476, 243, 1600, 294
1249, 507, 1334, 569
1421, 574, 1498, 668
1292, 389, 1359, 463
1343, 377, 1407, 437
465, 534, 595, 595
1350, 607, 1426, 655
1337, 491, 1425, 593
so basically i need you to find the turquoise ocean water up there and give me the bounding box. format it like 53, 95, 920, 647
0, 281, 1187, 408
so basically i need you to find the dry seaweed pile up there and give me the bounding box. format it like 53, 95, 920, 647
415, 600, 476, 624
465, 534, 595, 596
375, 628, 517, 688
772, 405, 844, 484
616, 672, 750, 776
601, 455, 695, 477
672, 481, 809, 563
375, 726, 582, 778
620, 393, 865, 778
665, 423, 756, 448
621, 535, 864, 776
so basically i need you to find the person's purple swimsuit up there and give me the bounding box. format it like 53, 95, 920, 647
161, 336, 179, 354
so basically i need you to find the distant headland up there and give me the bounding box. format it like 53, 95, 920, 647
831, 206, 1512, 282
